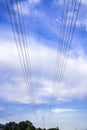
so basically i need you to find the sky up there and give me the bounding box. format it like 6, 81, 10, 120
0, 0, 87, 130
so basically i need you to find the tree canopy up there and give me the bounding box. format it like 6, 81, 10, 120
4, 120, 59, 130
4, 120, 35, 130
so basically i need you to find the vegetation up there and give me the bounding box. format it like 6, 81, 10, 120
0, 120, 59, 130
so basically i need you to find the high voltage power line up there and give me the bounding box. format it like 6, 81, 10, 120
56, 0, 81, 99
15, 0, 35, 103
6, 0, 35, 103
52, 0, 67, 98
54, 0, 76, 97
5, 0, 81, 105
52, 0, 81, 99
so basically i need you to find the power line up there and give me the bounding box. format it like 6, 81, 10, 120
15, 0, 35, 103
57, 0, 81, 99
52, 0, 70, 97
56, 0, 81, 100
55, 0, 77, 95
52, 0, 81, 100
6, 0, 34, 103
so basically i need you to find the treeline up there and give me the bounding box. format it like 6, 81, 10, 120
0, 120, 59, 130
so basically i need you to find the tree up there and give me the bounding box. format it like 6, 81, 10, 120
48, 127, 59, 130
36, 128, 42, 130
18, 120, 35, 130
26, 126, 31, 130
4, 122, 17, 130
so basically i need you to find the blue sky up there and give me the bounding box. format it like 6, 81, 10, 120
0, 0, 87, 130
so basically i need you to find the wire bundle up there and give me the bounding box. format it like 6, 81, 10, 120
53, 0, 81, 100
6, 0, 35, 103
6, 0, 81, 104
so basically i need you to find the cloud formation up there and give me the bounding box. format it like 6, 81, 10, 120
51, 108, 75, 113
0, 1, 87, 129
0, 33, 87, 104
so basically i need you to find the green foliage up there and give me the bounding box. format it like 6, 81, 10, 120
4, 122, 17, 130
48, 127, 59, 130
4, 120, 60, 130
26, 126, 31, 130
17, 120, 35, 130
36, 128, 42, 130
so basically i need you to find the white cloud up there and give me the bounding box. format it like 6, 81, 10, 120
0, 33, 87, 104
0, 1, 87, 129
81, 0, 87, 5
76, 18, 87, 31
51, 108, 76, 113
13, 1, 30, 15
28, 0, 41, 4
0, 36, 56, 104
13, 0, 41, 16
0, 40, 20, 68
56, 97, 71, 102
